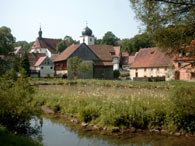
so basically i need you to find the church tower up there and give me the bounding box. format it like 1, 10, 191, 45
38, 27, 42, 39
80, 26, 95, 45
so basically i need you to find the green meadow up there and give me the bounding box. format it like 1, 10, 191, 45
32, 79, 195, 134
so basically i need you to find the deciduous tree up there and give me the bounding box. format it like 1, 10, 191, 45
129, 0, 195, 54
101, 31, 119, 46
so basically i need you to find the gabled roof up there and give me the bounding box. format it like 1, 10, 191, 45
88, 45, 115, 61
131, 47, 174, 68
14, 46, 25, 55
27, 53, 46, 66
113, 46, 121, 58
31, 38, 69, 54
129, 52, 138, 65
54, 43, 116, 66
34, 56, 47, 67
54, 44, 80, 62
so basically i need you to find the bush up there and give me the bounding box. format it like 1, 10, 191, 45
0, 70, 37, 134
169, 86, 195, 133
113, 70, 120, 79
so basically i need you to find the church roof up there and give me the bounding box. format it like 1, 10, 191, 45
31, 38, 69, 54
82, 26, 92, 36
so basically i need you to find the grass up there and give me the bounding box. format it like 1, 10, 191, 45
0, 125, 42, 146
32, 79, 195, 133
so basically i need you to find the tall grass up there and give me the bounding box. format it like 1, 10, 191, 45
32, 80, 195, 133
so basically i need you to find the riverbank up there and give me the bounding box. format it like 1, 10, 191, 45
32, 79, 195, 137
0, 125, 42, 146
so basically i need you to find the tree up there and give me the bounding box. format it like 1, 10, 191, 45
101, 31, 119, 46
121, 33, 155, 53
56, 40, 68, 53
68, 56, 82, 79
129, 0, 195, 54
14, 41, 34, 52
64, 35, 77, 45
0, 69, 37, 134
0, 26, 15, 76
0, 26, 15, 55
19, 53, 30, 76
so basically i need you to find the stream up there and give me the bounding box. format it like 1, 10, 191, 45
31, 117, 195, 146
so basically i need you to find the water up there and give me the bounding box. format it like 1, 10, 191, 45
31, 117, 195, 146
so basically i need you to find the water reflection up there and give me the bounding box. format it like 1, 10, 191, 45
31, 117, 195, 146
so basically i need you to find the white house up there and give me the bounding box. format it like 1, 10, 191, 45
27, 53, 55, 78
130, 47, 175, 81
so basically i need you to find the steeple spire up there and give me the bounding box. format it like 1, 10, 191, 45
38, 26, 42, 39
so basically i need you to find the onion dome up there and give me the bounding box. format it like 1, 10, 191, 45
82, 26, 92, 36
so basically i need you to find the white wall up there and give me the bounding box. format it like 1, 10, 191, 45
39, 65, 55, 77
30, 48, 52, 58
80, 36, 95, 45
130, 67, 174, 81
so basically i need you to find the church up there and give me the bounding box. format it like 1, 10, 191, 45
30, 28, 69, 58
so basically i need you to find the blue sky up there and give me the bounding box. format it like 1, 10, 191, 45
0, 0, 140, 42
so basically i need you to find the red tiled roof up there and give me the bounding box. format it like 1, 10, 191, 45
31, 38, 69, 54
121, 52, 129, 65
34, 56, 47, 67
113, 46, 121, 57
131, 47, 174, 68
54, 44, 80, 62
54, 44, 116, 63
88, 45, 115, 61
14, 46, 25, 55
27, 53, 46, 66
94, 61, 113, 66
128, 52, 138, 65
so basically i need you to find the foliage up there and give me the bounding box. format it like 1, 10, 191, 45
0, 26, 15, 76
0, 125, 42, 146
33, 79, 195, 133
0, 69, 37, 134
113, 70, 120, 79
121, 33, 155, 53
64, 35, 77, 45
169, 86, 195, 132
0, 26, 15, 55
129, 0, 195, 54
20, 53, 31, 76
101, 31, 119, 46
14, 41, 34, 52
56, 40, 68, 53
68, 56, 82, 79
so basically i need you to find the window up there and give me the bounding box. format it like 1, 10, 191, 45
165, 68, 167, 71
41, 67, 44, 69
157, 68, 159, 71
51, 67, 53, 70
144, 68, 146, 72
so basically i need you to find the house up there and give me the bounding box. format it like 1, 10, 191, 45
27, 53, 54, 77
54, 43, 114, 79
120, 52, 129, 70
54, 26, 121, 79
113, 46, 121, 70
30, 28, 69, 58
14, 46, 25, 57
130, 47, 174, 81
174, 40, 195, 81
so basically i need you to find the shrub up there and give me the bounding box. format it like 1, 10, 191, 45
113, 70, 120, 79
0, 70, 37, 134
169, 86, 195, 133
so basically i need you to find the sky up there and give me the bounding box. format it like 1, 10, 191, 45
0, 0, 140, 42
